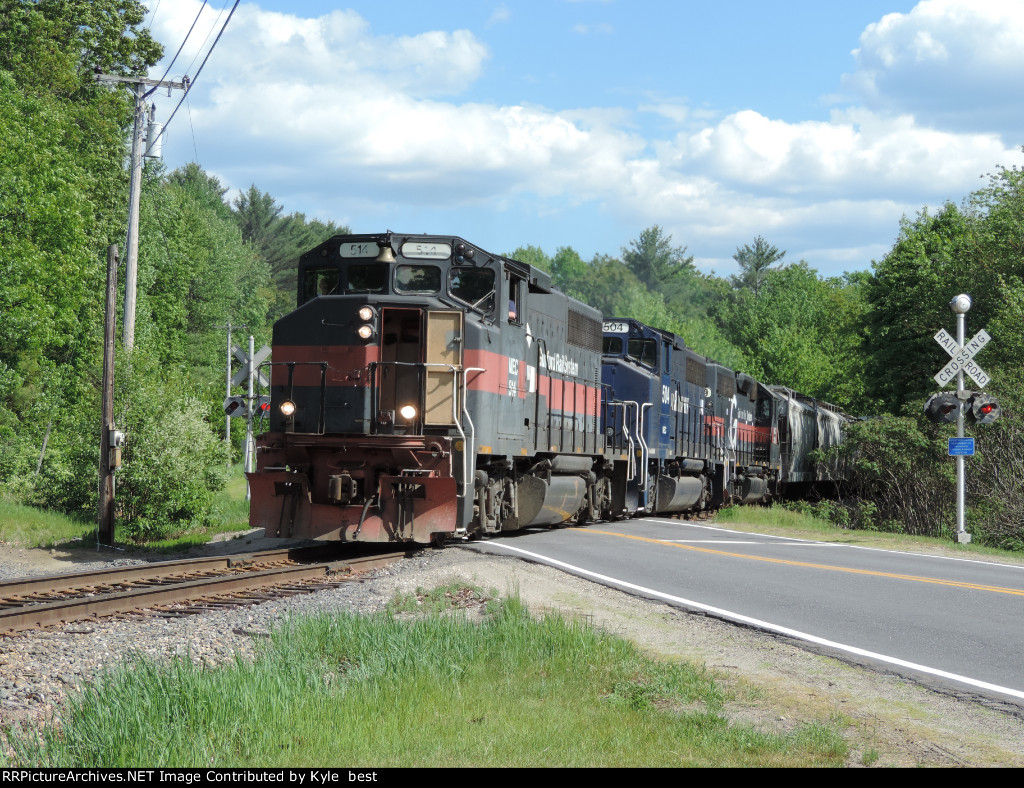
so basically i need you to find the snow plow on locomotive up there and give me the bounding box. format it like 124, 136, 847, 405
246, 232, 856, 544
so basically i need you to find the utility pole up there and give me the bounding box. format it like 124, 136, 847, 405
98, 245, 119, 545
95, 73, 188, 352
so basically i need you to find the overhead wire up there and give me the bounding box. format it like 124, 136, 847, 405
185, 1, 228, 76
146, 0, 162, 30
144, 0, 240, 156
148, 0, 208, 93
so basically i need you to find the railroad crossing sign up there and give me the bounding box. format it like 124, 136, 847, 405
933, 328, 991, 389
231, 344, 271, 388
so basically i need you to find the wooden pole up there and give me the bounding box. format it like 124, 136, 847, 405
98, 244, 119, 545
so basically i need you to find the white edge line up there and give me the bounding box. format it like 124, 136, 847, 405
481, 541, 1024, 703
646, 518, 1024, 571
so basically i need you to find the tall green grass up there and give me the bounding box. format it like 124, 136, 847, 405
4, 596, 847, 767
0, 465, 251, 552
0, 499, 93, 549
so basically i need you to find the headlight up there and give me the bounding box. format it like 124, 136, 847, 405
399, 404, 417, 420
279, 400, 296, 417
357, 324, 374, 340
357, 306, 375, 321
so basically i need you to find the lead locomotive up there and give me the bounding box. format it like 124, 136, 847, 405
247, 233, 852, 543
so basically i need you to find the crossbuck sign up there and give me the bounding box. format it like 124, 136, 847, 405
934, 328, 991, 389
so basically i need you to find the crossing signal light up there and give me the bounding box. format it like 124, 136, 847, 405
224, 395, 248, 418
924, 392, 959, 424
253, 395, 271, 420
967, 393, 1001, 425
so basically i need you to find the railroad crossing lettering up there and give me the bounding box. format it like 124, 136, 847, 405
933, 328, 991, 389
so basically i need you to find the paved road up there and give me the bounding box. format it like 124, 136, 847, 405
470, 518, 1024, 706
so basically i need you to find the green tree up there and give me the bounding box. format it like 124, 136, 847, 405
233, 184, 344, 318
621, 225, 695, 290
114, 357, 229, 541
719, 262, 867, 406
0, 0, 162, 96
548, 246, 588, 296
862, 204, 975, 414
730, 236, 785, 296
506, 244, 552, 272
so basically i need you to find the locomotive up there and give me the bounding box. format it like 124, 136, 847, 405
246, 232, 852, 544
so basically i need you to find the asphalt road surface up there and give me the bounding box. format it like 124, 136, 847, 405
470, 518, 1024, 706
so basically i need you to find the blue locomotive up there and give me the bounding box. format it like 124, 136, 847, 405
247, 232, 852, 543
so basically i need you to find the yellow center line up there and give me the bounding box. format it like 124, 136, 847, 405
580, 529, 1024, 597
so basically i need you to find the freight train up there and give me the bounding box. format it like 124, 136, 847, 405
246, 232, 853, 544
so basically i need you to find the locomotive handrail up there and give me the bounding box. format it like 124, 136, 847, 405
638, 402, 652, 503
533, 338, 547, 448
462, 367, 486, 513
605, 400, 636, 482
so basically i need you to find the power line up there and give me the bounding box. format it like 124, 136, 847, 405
146, 0, 162, 30
185, 0, 229, 76
148, 0, 208, 95
148, 0, 240, 153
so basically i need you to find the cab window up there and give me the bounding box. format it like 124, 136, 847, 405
627, 338, 658, 369
395, 264, 441, 294
449, 268, 495, 313
303, 266, 339, 300
602, 336, 623, 355
508, 274, 525, 324
344, 264, 387, 294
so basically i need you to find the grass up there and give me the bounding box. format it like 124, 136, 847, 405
0, 499, 94, 549
714, 503, 1024, 565
0, 465, 252, 554
2, 593, 849, 768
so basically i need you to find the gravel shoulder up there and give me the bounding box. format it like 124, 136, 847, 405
2, 532, 1024, 768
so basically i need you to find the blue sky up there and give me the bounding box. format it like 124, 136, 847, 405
144, 0, 1024, 278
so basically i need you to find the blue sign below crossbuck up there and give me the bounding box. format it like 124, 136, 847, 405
948, 437, 975, 457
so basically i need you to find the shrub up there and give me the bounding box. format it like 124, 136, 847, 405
114, 368, 228, 541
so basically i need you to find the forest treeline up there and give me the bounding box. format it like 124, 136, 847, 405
3, 1, 1024, 547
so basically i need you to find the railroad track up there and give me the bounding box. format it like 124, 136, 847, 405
0, 545, 413, 634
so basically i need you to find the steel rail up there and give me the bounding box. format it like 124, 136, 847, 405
0, 550, 410, 634
0, 545, 339, 599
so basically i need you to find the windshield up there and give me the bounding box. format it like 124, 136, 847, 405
395, 264, 441, 294
303, 266, 339, 300
343, 264, 388, 294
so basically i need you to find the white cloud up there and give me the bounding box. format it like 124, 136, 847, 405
571, 22, 614, 35
655, 106, 1014, 200
842, 0, 1024, 138
486, 4, 511, 27
149, 1, 1024, 278
160, 2, 489, 97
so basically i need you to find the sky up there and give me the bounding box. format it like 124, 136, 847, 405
142, 0, 1024, 279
